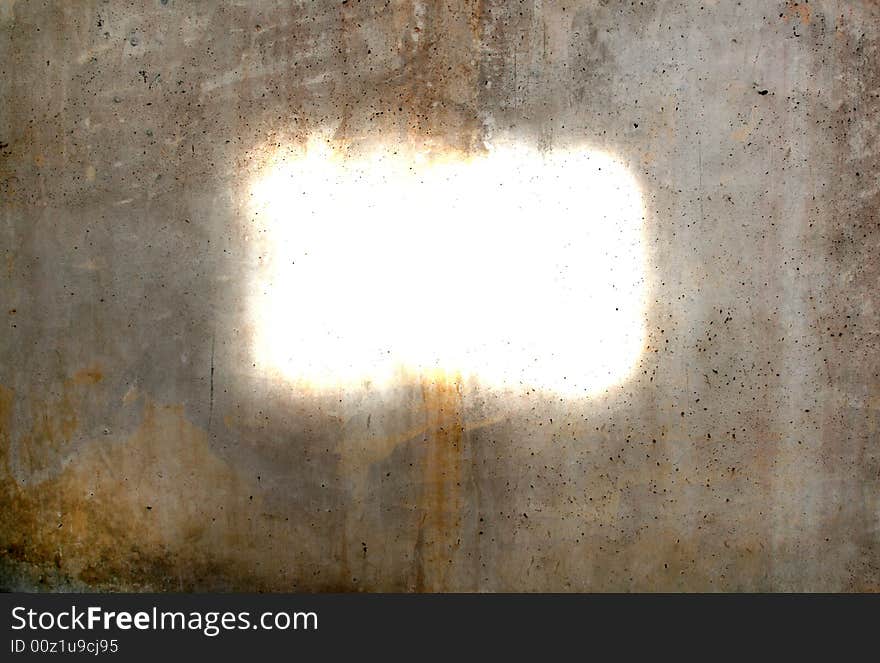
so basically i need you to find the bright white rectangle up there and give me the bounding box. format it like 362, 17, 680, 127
247, 139, 646, 396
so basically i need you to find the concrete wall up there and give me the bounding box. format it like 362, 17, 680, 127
1, 0, 878, 591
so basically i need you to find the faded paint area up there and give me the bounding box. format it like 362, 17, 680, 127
1, 1, 879, 591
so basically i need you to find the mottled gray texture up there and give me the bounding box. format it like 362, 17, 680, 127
1, 0, 878, 591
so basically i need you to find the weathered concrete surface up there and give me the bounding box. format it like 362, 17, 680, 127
1, 0, 878, 591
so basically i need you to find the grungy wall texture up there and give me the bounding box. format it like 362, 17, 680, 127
1, 0, 879, 591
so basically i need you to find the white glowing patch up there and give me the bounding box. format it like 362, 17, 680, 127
247, 139, 646, 395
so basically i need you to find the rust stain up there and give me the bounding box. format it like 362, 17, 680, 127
11, 364, 110, 479
333, 374, 507, 591
0, 397, 283, 591
72, 365, 103, 385
338, 379, 506, 476
414, 371, 464, 592
0, 389, 11, 433
783, 1, 811, 25
0, 385, 14, 472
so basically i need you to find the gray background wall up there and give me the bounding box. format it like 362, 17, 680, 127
1, 0, 878, 591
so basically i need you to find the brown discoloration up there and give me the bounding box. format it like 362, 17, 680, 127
9, 365, 111, 482
414, 373, 465, 591
783, 1, 812, 26
0, 397, 316, 591
72, 365, 103, 385
0, 386, 14, 475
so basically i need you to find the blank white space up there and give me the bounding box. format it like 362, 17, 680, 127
247, 138, 646, 395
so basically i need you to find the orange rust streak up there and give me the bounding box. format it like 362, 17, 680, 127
71, 365, 104, 385
415, 371, 464, 592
